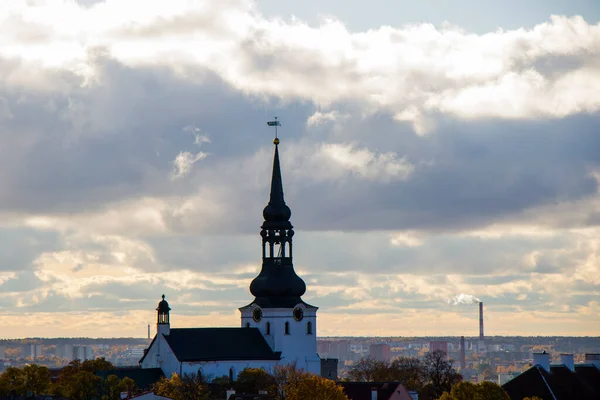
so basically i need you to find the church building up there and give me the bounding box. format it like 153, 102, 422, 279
139, 125, 321, 379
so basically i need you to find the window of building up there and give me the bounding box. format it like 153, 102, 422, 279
245, 322, 250, 328
266, 322, 271, 335
307, 321, 313, 335
285, 321, 290, 335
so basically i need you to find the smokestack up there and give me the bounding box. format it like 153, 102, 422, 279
479, 302, 484, 341
460, 336, 466, 369
148, 324, 150, 340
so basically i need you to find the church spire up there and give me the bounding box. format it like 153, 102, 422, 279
249, 119, 306, 308
262, 137, 292, 229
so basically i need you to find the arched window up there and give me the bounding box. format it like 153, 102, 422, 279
266, 322, 271, 335
285, 321, 290, 335
307, 321, 313, 335
245, 322, 250, 328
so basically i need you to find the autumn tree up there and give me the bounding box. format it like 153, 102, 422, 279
234, 367, 276, 395
389, 356, 426, 390
152, 373, 208, 400
422, 350, 462, 399
438, 381, 510, 400
284, 372, 348, 400
346, 357, 389, 382
22, 364, 51, 395
102, 374, 122, 400
271, 364, 347, 400
0, 367, 26, 396
82, 357, 114, 373
67, 370, 102, 400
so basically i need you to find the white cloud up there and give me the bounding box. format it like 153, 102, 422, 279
171, 151, 208, 179
389, 231, 423, 247
306, 110, 345, 127
314, 142, 414, 181
1, 3, 599, 134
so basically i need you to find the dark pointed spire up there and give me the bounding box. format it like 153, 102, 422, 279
249, 127, 307, 308
262, 138, 292, 228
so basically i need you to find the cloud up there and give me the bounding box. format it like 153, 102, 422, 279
171, 151, 208, 179
313, 142, 414, 182
1, 3, 599, 132
0, 1, 598, 336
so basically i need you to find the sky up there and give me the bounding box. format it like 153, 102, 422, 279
0, 0, 598, 338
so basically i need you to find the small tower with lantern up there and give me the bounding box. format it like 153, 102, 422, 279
156, 294, 171, 337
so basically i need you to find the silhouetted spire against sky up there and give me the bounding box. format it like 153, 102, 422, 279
250, 121, 307, 308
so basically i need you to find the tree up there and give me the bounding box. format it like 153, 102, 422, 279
22, 364, 51, 395
152, 373, 208, 400
67, 370, 102, 400
346, 357, 389, 382
423, 350, 462, 399
389, 356, 426, 390
0, 367, 25, 396
82, 357, 114, 373
100, 374, 135, 400
273, 363, 301, 399
119, 376, 136, 398
207, 375, 232, 400
476, 363, 494, 380
271, 364, 346, 400
438, 380, 510, 400
234, 367, 276, 395
284, 372, 348, 400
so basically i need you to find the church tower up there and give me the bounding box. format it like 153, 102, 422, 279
239, 123, 320, 374
157, 294, 170, 337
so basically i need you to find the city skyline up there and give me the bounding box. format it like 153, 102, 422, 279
0, 0, 599, 338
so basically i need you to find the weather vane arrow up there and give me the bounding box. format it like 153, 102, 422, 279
267, 116, 281, 143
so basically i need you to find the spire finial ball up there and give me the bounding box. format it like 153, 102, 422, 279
162, 294, 165, 300
273, 138, 280, 145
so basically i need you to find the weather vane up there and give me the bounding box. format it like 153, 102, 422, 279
267, 117, 281, 144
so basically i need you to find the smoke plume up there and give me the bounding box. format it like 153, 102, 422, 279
448, 293, 481, 305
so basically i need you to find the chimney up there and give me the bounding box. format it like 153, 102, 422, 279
560, 354, 574, 371
371, 387, 377, 400
585, 353, 600, 369
460, 336, 466, 369
147, 324, 150, 340
533, 351, 550, 372
479, 302, 484, 341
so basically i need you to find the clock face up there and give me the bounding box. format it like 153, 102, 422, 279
252, 308, 262, 322
293, 307, 304, 322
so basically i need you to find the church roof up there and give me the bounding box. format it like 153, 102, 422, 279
502, 364, 600, 400
163, 327, 281, 362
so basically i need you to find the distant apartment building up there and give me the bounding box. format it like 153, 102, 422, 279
30, 344, 43, 359
0, 346, 5, 359
57, 344, 93, 361
430, 341, 449, 356
369, 344, 391, 363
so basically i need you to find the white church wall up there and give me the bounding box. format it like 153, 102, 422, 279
181, 360, 279, 381
240, 304, 320, 374
140, 334, 180, 378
